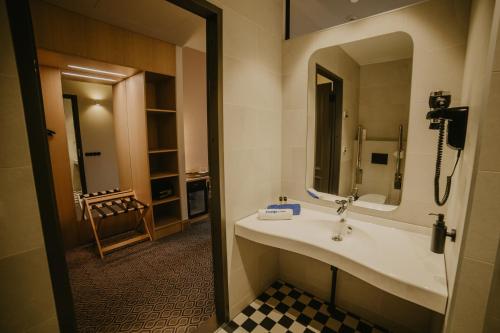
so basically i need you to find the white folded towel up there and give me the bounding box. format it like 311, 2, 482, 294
257, 209, 293, 220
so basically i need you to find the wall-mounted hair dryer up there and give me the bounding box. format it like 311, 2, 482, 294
426, 91, 469, 206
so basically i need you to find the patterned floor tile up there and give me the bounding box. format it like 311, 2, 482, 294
67, 221, 214, 332
218, 281, 387, 333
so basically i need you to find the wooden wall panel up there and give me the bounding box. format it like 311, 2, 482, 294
30, 0, 176, 76
112, 81, 133, 191
152, 42, 176, 76
39, 66, 78, 248
125, 73, 153, 228
85, 20, 127, 66
30, 0, 87, 57
124, 33, 153, 71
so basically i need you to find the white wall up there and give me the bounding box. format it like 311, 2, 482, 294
358, 58, 412, 141
182, 47, 208, 173
0, 1, 59, 331
62, 80, 120, 193
356, 58, 412, 204
208, 0, 283, 318
282, 0, 470, 331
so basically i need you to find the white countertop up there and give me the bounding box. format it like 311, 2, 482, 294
235, 207, 448, 313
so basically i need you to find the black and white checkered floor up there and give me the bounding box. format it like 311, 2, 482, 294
218, 280, 387, 333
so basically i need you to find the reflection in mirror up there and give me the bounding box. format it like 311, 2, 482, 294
306, 32, 413, 211
62, 79, 129, 215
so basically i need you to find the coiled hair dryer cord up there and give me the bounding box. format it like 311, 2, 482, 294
434, 119, 461, 206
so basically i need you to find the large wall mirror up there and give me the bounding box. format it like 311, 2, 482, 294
306, 32, 413, 211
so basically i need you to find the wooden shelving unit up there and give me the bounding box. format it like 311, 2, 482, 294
150, 171, 178, 180
149, 148, 177, 154
144, 71, 182, 239
153, 196, 180, 206
146, 108, 176, 113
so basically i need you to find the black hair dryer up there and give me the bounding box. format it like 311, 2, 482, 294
426, 91, 469, 206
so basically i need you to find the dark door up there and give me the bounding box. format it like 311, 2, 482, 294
314, 66, 343, 195
314, 83, 334, 193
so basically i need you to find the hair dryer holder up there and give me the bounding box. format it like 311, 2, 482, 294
426, 106, 469, 150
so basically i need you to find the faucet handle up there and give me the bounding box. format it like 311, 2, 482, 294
335, 199, 348, 215
335, 199, 348, 206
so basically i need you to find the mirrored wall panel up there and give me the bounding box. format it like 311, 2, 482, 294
305, 32, 413, 210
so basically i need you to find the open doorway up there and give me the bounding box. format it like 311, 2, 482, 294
6, 0, 226, 331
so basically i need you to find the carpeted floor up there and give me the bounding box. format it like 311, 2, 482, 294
66, 221, 215, 333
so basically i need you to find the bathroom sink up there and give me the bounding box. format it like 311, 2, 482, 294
235, 204, 448, 314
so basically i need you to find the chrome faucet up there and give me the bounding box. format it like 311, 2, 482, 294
336, 200, 348, 215
335, 196, 354, 216
332, 196, 354, 242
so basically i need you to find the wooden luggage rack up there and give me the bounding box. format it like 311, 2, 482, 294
81, 189, 153, 258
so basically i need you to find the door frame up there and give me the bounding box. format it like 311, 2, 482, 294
6, 0, 227, 331
62, 94, 88, 194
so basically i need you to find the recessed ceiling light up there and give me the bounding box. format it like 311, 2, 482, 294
67, 64, 126, 77
62, 71, 117, 82
350, 0, 360, 3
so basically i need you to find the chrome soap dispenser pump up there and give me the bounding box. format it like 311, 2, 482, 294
430, 213, 456, 254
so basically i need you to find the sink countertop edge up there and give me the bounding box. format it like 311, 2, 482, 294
234, 211, 448, 314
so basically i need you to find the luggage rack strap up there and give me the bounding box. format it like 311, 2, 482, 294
81, 189, 152, 258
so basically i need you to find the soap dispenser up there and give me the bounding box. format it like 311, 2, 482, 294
430, 213, 456, 254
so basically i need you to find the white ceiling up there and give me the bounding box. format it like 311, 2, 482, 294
290, 0, 427, 38
340, 32, 413, 65
43, 0, 206, 51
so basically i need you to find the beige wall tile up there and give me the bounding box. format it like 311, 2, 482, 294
484, 241, 500, 331
25, 316, 59, 333
257, 27, 282, 75
210, 0, 284, 318
445, 1, 500, 331
0, 1, 17, 77
216, 0, 282, 39
0, 167, 45, 259
222, 9, 258, 62
0, 74, 31, 169
0, 248, 58, 332
447, 258, 494, 333
463, 171, 500, 263
493, 15, 500, 72
0, 2, 58, 331
444, 0, 497, 304
478, 72, 500, 172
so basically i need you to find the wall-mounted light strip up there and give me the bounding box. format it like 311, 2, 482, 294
62, 71, 117, 82
67, 64, 127, 77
